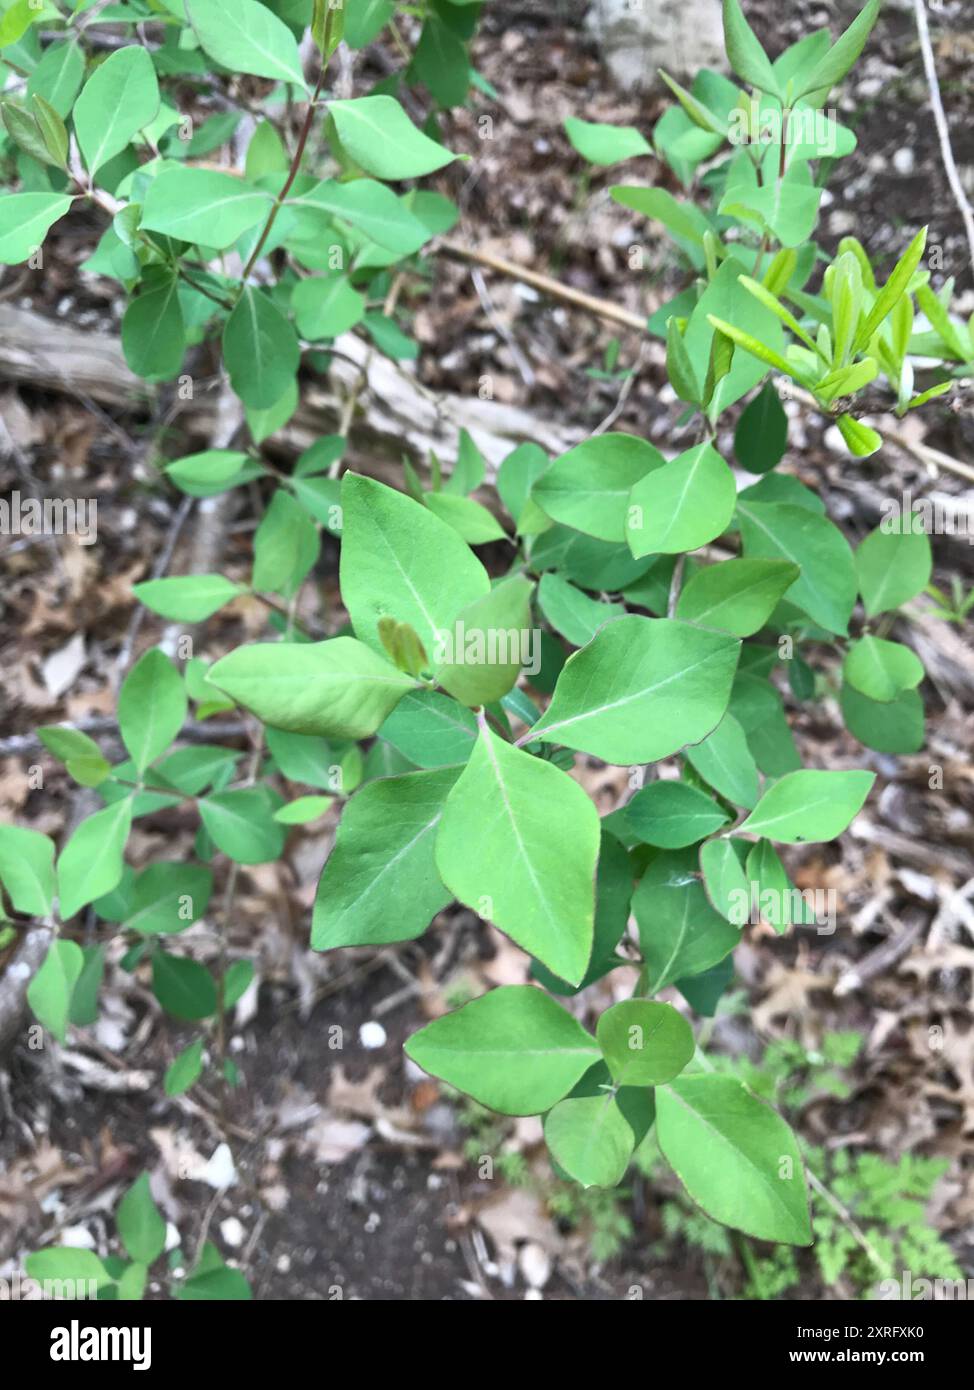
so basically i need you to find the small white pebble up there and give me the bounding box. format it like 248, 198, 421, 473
359, 1021, 387, 1050
219, 1217, 245, 1249
892, 147, 915, 176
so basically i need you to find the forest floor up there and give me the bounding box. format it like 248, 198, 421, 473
0, 1, 972, 1300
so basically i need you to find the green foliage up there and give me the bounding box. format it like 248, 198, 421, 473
2, 0, 953, 1278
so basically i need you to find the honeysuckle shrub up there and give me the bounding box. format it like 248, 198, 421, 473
0, 0, 965, 1289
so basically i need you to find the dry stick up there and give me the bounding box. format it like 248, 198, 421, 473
912, 0, 974, 278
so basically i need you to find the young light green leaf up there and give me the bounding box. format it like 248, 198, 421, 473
531, 616, 741, 765
626, 442, 737, 557
27, 939, 83, 1044
207, 638, 415, 740
339, 473, 490, 659
292, 275, 365, 340
531, 433, 665, 543
739, 768, 874, 843
795, 0, 881, 99
198, 787, 286, 864
142, 168, 273, 249
700, 837, 749, 921
656, 1073, 811, 1243
435, 727, 600, 985
684, 712, 759, 809
537, 572, 625, 648
312, 768, 457, 949
118, 649, 187, 773
187, 0, 308, 89
133, 575, 246, 623
57, 799, 133, 919
596, 1000, 694, 1086
329, 96, 455, 179
435, 575, 534, 706
856, 518, 932, 617
0, 192, 74, 265
0, 825, 55, 916
563, 116, 651, 165
721, 0, 780, 94
74, 46, 160, 176
405, 985, 600, 1115
544, 1095, 634, 1188
676, 556, 800, 636
844, 636, 924, 703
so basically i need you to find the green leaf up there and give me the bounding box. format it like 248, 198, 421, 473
378, 689, 477, 768
27, 41, 85, 118
117, 1174, 166, 1266
537, 572, 625, 648
252, 489, 318, 595
133, 574, 246, 623
737, 500, 856, 636
25, 1248, 111, 1291
844, 636, 924, 703
531, 615, 741, 765
739, 768, 874, 843
345, 0, 393, 48
292, 274, 365, 340
497, 441, 552, 535
207, 637, 414, 740
339, 473, 490, 660
841, 682, 924, 755
423, 492, 505, 544
118, 649, 187, 773
0, 825, 55, 916
745, 838, 816, 932
435, 727, 600, 985
414, 16, 470, 108
597, 1001, 694, 1086
656, 1073, 811, 1243
58, 799, 133, 919
855, 518, 932, 618
564, 116, 651, 166
544, 1095, 634, 1188
700, 837, 749, 921
69, 946, 104, 1027
531, 433, 665, 543
854, 226, 927, 353
312, 768, 457, 949
187, 0, 308, 89
31, 93, 68, 168
121, 269, 186, 381
626, 442, 737, 557
633, 848, 739, 992
165, 1037, 205, 1096
27, 939, 83, 1044
164, 449, 258, 498
435, 575, 534, 706
223, 286, 300, 410
624, 780, 730, 848
178, 1247, 252, 1300
735, 380, 788, 474
223, 959, 254, 1009
0, 191, 74, 265
152, 952, 218, 1021
274, 794, 334, 824
125, 863, 213, 935
290, 177, 432, 254
142, 168, 273, 249
795, 0, 881, 99
2, 102, 54, 167
684, 713, 759, 809
329, 96, 455, 179
74, 46, 160, 176
198, 787, 286, 864
721, 0, 780, 94
676, 556, 800, 636
405, 985, 600, 1114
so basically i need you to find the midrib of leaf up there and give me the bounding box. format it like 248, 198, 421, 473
64, 801, 131, 907
648, 889, 692, 992
745, 792, 838, 835
737, 503, 837, 624
85, 63, 145, 174
689, 571, 788, 625
653, 447, 709, 549
168, 189, 269, 236
537, 643, 731, 741
481, 734, 559, 935
331, 811, 443, 921
660, 1083, 802, 1229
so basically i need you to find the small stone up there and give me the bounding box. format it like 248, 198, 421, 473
219, 1217, 245, 1248
892, 147, 915, 176
359, 1021, 387, 1050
